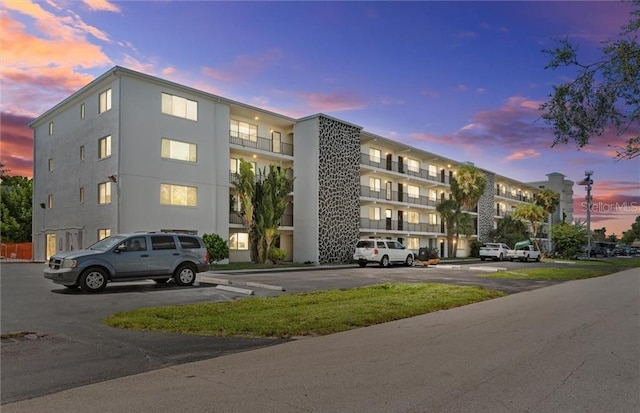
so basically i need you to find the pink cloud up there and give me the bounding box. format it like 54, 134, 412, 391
506, 149, 541, 161
0, 112, 34, 178
82, 0, 121, 13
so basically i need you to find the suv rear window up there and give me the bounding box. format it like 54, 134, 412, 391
178, 236, 201, 249
151, 235, 177, 250
357, 240, 374, 248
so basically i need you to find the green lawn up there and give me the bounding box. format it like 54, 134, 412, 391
104, 283, 504, 338
484, 267, 619, 280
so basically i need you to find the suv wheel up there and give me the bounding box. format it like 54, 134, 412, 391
380, 255, 390, 268
174, 264, 196, 286
405, 254, 414, 267
358, 261, 367, 267
79, 268, 108, 293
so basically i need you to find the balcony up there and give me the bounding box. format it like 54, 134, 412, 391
360, 186, 438, 207
230, 132, 293, 156
495, 189, 532, 203
360, 153, 449, 184
360, 218, 441, 233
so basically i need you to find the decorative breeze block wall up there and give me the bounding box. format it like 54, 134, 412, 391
478, 172, 495, 242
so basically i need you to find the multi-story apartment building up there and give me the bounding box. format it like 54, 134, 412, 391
30, 66, 547, 263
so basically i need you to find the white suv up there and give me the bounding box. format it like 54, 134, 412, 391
353, 239, 414, 268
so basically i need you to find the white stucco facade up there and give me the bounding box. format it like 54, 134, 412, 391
31, 66, 554, 263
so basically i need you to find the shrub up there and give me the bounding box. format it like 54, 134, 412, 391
269, 247, 286, 264
202, 233, 229, 264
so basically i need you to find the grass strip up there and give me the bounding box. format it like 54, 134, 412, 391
484, 267, 617, 280
104, 283, 504, 338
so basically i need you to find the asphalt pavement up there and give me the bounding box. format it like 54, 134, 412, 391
3, 267, 638, 412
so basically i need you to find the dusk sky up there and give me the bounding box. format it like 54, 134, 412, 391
1, 0, 638, 237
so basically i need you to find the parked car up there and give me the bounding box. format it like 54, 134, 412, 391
353, 239, 414, 267
508, 241, 541, 262
44, 232, 210, 293
479, 243, 512, 261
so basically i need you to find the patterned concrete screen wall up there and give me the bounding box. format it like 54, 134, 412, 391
317, 116, 362, 263
478, 172, 495, 243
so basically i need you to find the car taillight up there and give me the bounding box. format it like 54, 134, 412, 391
374, 248, 378, 254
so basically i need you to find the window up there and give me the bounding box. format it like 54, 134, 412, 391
151, 235, 177, 250
369, 177, 381, 192
407, 185, 419, 199
99, 135, 111, 159
162, 92, 197, 121
99, 88, 112, 114
429, 214, 437, 225
79, 187, 84, 204
48, 194, 53, 208
408, 211, 419, 224
48, 158, 54, 172
369, 148, 381, 163
230, 194, 241, 212
229, 233, 249, 250
407, 237, 420, 250
161, 138, 197, 162
48, 122, 54, 135
230, 120, 258, 141
369, 206, 381, 220
428, 165, 437, 177
429, 189, 437, 202
98, 229, 111, 240
80, 103, 85, 119
178, 236, 201, 249
407, 159, 420, 173
98, 182, 111, 204
230, 158, 255, 174
80, 145, 85, 161
160, 183, 197, 206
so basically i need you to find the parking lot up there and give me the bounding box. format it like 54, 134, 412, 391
2, 260, 567, 403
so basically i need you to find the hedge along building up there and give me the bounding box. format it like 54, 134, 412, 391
31, 66, 546, 263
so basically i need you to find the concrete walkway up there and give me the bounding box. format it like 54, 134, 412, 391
4, 269, 638, 413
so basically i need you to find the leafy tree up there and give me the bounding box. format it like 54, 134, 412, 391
621, 215, 640, 245
592, 227, 607, 242
512, 203, 546, 251
202, 233, 229, 264
540, 0, 640, 160
233, 160, 257, 261
534, 189, 560, 219
486, 216, 529, 248
552, 222, 588, 259
0, 175, 33, 242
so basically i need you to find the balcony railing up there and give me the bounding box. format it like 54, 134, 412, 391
360, 218, 442, 233
360, 186, 440, 207
360, 153, 450, 184
230, 132, 293, 156
229, 212, 293, 227
495, 189, 532, 203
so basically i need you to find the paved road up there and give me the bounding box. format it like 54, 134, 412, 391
3, 267, 638, 412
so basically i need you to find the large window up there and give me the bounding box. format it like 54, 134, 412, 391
98, 229, 111, 240
160, 183, 197, 206
369, 177, 381, 192
230, 120, 258, 141
99, 135, 111, 159
161, 92, 198, 121
407, 237, 420, 250
407, 159, 420, 173
98, 182, 111, 204
369, 206, 381, 220
230, 158, 256, 174
229, 233, 249, 250
161, 138, 197, 162
99, 88, 112, 114
408, 211, 420, 224
428, 165, 438, 177
429, 214, 437, 225
407, 185, 420, 199
369, 148, 381, 163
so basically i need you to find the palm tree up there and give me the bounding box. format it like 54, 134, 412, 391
512, 204, 546, 251
436, 199, 460, 257
450, 164, 486, 211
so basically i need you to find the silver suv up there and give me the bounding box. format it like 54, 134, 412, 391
44, 232, 209, 293
353, 239, 414, 268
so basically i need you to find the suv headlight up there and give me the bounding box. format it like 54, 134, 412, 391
61, 259, 78, 268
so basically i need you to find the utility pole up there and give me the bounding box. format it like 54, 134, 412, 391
584, 171, 594, 259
